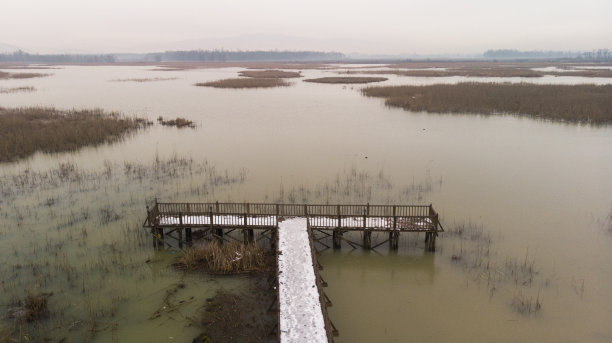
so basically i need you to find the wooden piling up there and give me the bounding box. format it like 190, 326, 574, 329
389, 231, 399, 250
185, 228, 192, 244
332, 230, 342, 249
363, 230, 372, 249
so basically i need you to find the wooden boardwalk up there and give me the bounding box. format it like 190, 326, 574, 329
143, 201, 443, 342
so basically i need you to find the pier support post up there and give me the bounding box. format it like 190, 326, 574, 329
178, 229, 183, 248
156, 227, 164, 250
185, 228, 192, 245
151, 228, 157, 248
389, 231, 399, 250
363, 230, 372, 249
425, 232, 437, 252
243, 229, 255, 244
332, 230, 342, 249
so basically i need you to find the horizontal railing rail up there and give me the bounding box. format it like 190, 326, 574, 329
145, 202, 443, 231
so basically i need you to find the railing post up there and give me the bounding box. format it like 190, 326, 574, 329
393, 205, 397, 229
337, 205, 341, 229
215, 200, 219, 213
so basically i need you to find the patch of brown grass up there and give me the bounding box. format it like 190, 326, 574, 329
0, 71, 50, 79
304, 76, 387, 84
177, 241, 273, 274
195, 78, 291, 89
362, 82, 612, 124
157, 116, 196, 128
0, 86, 35, 94
238, 69, 301, 78
110, 77, 178, 82
0, 107, 152, 162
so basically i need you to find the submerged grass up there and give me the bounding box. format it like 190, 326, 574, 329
238, 69, 301, 78
195, 78, 291, 88
177, 241, 273, 274
0, 107, 152, 162
362, 82, 612, 124
304, 76, 387, 84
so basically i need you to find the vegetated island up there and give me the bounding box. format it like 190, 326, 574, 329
195, 78, 291, 89
0, 86, 35, 94
0, 70, 50, 79
343, 67, 612, 78
157, 116, 196, 128
238, 69, 301, 78
0, 107, 152, 162
110, 77, 178, 82
304, 77, 387, 84
362, 82, 612, 124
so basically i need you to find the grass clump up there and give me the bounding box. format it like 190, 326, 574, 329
238, 69, 301, 78
0, 107, 152, 162
0, 71, 49, 79
195, 78, 290, 88
362, 82, 612, 124
157, 116, 196, 128
0, 86, 35, 93
7, 293, 52, 322
110, 77, 178, 82
177, 241, 273, 274
304, 76, 387, 84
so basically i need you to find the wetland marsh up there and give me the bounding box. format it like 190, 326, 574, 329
1, 63, 611, 342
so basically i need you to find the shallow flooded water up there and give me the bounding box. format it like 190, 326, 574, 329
1, 65, 611, 342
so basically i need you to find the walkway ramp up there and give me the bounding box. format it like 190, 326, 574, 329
278, 218, 328, 343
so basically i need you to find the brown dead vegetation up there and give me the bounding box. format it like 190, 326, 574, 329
152, 62, 331, 71
362, 82, 612, 124
238, 69, 301, 78
156, 116, 196, 128
0, 71, 50, 79
343, 68, 612, 78
110, 77, 178, 82
0, 107, 152, 162
304, 76, 387, 84
176, 241, 273, 274
195, 78, 291, 88
0, 86, 35, 94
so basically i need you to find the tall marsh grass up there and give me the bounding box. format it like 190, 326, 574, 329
178, 241, 273, 274
362, 83, 612, 124
195, 78, 291, 88
0, 107, 152, 162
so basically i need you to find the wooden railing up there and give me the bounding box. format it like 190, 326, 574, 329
144, 202, 443, 232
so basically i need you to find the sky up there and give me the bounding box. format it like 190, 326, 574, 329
1, 0, 610, 54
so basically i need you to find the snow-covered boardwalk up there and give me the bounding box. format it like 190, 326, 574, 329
278, 218, 328, 343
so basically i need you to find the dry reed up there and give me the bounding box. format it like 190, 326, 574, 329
0, 71, 49, 79
238, 69, 301, 78
0, 86, 35, 94
362, 82, 612, 124
0, 107, 152, 162
304, 76, 387, 84
195, 78, 291, 88
157, 116, 196, 128
177, 241, 273, 274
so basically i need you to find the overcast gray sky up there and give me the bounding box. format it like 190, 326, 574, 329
1, 0, 610, 54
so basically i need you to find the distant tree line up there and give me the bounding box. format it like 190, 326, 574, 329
144, 49, 345, 62
0, 49, 344, 63
484, 49, 612, 61
0, 50, 116, 63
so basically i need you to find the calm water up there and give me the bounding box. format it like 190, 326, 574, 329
1, 65, 611, 342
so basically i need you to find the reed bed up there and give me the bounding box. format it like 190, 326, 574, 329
177, 241, 273, 274
157, 116, 196, 128
195, 78, 290, 88
0, 86, 35, 94
362, 82, 612, 124
238, 69, 301, 78
304, 76, 387, 84
110, 77, 178, 82
344, 68, 612, 78
0, 107, 152, 162
0, 71, 49, 79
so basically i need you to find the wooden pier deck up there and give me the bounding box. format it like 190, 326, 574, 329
143, 202, 443, 342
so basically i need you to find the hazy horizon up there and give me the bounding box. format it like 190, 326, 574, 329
1, 0, 611, 55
